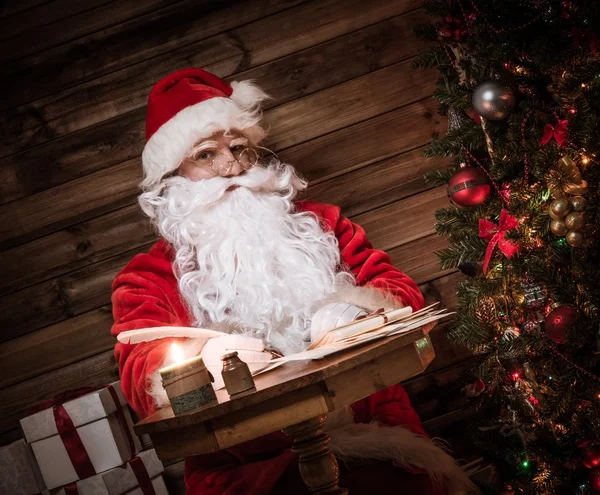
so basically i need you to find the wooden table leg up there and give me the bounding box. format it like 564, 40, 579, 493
282, 415, 348, 495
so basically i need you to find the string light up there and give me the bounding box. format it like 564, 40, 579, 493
522, 459, 529, 468
582, 156, 590, 165
569, 108, 577, 114
512, 372, 520, 381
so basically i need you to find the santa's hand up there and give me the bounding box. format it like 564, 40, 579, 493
201, 335, 272, 390
310, 302, 367, 343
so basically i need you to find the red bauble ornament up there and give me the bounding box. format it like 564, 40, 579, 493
463, 378, 486, 397
448, 167, 492, 207
544, 305, 578, 344
590, 467, 600, 491
583, 446, 600, 469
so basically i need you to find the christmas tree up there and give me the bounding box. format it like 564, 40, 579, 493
413, 1, 600, 493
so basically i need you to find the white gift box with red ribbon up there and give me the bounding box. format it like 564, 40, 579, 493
0, 438, 46, 495
20, 382, 141, 490
45, 449, 168, 495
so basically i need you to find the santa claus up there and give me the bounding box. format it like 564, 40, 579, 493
111, 68, 475, 494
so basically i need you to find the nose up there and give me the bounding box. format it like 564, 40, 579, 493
220, 148, 244, 177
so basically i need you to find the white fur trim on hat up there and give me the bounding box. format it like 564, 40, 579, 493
141, 80, 270, 190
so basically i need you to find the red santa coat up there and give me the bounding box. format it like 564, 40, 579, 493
111, 200, 427, 495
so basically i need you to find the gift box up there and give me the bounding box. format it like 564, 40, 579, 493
0, 438, 46, 495
47, 449, 168, 495
20, 382, 141, 490
102, 449, 167, 495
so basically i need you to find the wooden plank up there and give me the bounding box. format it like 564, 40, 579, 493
325, 336, 433, 410
389, 234, 452, 285
0, 350, 119, 435
355, 187, 449, 252
0, 97, 444, 250
0, 204, 153, 296
263, 62, 437, 150
3, 9, 427, 157
421, 408, 474, 437
0, 247, 150, 341
0, 34, 432, 207
1, 0, 305, 112
307, 148, 451, 219
283, 98, 445, 184
211, 384, 328, 450
0, 0, 52, 18
428, 270, 464, 311
0, 0, 115, 42
0, 306, 115, 389
0, 109, 146, 205
0, 158, 141, 248
1, 0, 418, 128
0, 0, 187, 63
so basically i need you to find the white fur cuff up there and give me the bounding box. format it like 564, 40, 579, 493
317, 285, 404, 312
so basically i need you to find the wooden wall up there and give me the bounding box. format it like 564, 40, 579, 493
0, 0, 474, 478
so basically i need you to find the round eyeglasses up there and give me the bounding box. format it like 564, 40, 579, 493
187, 147, 260, 177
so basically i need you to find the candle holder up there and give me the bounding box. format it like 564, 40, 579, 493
159, 354, 217, 415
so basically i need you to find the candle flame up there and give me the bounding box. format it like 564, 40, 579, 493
171, 343, 185, 364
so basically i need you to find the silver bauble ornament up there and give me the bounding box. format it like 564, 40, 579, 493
447, 107, 472, 132
472, 81, 516, 120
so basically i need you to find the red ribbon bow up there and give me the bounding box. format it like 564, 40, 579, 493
539, 119, 568, 148
438, 15, 469, 41
479, 209, 520, 273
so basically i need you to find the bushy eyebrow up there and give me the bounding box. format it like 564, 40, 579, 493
187, 140, 219, 155
230, 136, 249, 145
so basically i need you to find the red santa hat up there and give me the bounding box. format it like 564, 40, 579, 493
141, 68, 269, 189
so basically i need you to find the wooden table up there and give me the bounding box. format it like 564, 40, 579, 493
135, 329, 436, 494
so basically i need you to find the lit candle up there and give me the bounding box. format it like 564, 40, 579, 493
159, 343, 217, 415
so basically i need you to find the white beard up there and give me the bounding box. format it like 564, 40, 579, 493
139, 161, 353, 354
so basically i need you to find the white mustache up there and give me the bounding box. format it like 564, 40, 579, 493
139, 161, 305, 220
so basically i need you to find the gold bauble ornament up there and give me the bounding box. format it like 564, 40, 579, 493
569, 195, 587, 212
566, 231, 584, 247
551, 219, 568, 236
565, 212, 585, 231
549, 198, 571, 219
